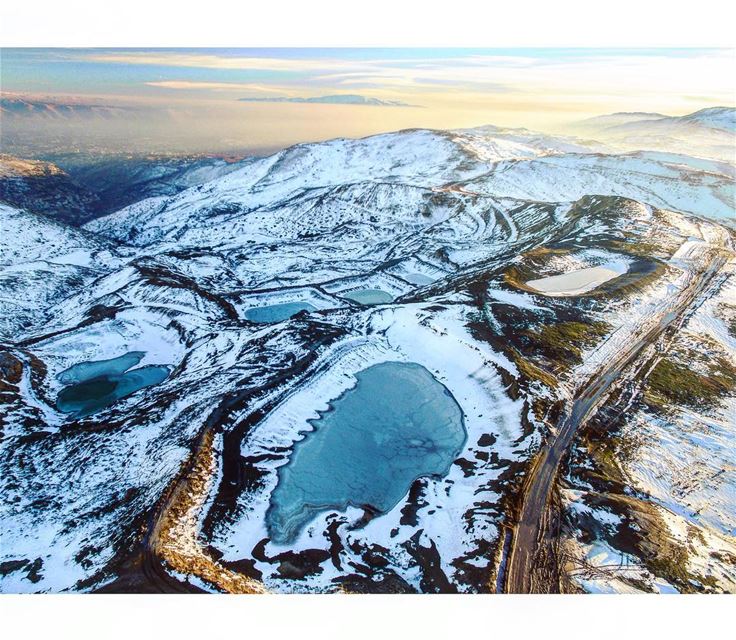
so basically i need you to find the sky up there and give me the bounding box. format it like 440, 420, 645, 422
2, 48, 734, 155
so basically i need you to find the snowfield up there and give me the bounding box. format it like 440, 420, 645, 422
1, 118, 735, 594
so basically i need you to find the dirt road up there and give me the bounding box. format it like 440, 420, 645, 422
503, 246, 728, 593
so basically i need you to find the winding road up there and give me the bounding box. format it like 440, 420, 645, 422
503, 243, 729, 593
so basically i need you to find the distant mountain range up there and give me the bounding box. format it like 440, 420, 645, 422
572, 106, 735, 161
0, 97, 136, 120
578, 106, 735, 134
238, 94, 417, 107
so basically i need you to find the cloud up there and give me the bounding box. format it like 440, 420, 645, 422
88, 52, 361, 73
61, 49, 736, 116
83, 51, 539, 75
237, 94, 419, 107
145, 80, 284, 92
326, 52, 729, 112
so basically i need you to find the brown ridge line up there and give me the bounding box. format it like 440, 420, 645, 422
149, 428, 268, 594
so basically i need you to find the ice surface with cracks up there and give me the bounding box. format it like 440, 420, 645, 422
267, 361, 467, 544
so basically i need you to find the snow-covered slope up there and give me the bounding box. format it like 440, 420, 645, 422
680, 106, 736, 133
86, 126, 734, 253
463, 152, 735, 220
2, 123, 735, 595
0, 204, 123, 336
570, 107, 736, 163
0, 155, 102, 225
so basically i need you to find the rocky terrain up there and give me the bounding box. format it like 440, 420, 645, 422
0, 152, 250, 226
0, 155, 102, 226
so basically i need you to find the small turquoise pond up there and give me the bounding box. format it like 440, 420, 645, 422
342, 289, 393, 305
245, 302, 317, 323
56, 352, 170, 417
266, 361, 466, 544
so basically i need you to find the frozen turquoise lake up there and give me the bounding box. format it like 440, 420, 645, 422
267, 361, 467, 544
57, 352, 146, 385
56, 352, 169, 417
245, 301, 316, 323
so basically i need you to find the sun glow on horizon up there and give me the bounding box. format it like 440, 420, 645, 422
2, 48, 734, 154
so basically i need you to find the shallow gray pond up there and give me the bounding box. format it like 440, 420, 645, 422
401, 272, 434, 286
342, 289, 393, 305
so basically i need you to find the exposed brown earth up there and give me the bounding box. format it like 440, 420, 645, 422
149, 428, 268, 593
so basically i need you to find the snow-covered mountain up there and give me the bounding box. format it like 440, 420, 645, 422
679, 106, 736, 132
571, 106, 736, 162
1, 122, 735, 595
0, 155, 103, 226
238, 94, 415, 107
577, 106, 736, 135
85, 127, 734, 252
